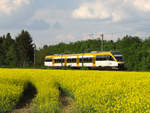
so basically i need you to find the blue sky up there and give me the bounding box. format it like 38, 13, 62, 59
0, 0, 150, 47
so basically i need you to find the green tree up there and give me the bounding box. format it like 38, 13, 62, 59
2, 33, 15, 65
116, 35, 142, 70
16, 30, 34, 67
0, 37, 4, 65
5, 44, 18, 66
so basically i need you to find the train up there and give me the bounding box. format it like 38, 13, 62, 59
44, 51, 125, 70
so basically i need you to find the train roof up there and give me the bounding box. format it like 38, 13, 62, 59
45, 51, 121, 58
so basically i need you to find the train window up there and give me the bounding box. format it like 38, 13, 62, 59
55, 59, 61, 63
83, 57, 93, 63
79, 57, 92, 63
96, 55, 107, 61
58, 59, 60, 63
79, 58, 83, 63
83, 58, 87, 62
67, 58, 71, 63
67, 58, 77, 63
72, 58, 77, 63
45, 58, 52, 62
88, 57, 93, 62
54, 58, 65, 63
55, 59, 58, 63
61, 59, 65, 63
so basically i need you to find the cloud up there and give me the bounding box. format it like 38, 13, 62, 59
125, 0, 150, 12
72, 1, 110, 20
0, 0, 30, 15
72, 0, 127, 22
72, 0, 150, 22
31, 8, 71, 31
112, 10, 125, 22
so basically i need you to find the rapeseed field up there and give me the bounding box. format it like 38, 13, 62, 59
0, 69, 150, 113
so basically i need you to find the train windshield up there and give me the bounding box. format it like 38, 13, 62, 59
111, 51, 124, 62
115, 56, 124, 62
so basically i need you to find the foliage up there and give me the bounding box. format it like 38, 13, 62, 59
54, 70, 150, 113
1, 69, 150, 112
0, 30, 34, 67
0, 69, 28, 112
16, 30, 34, 67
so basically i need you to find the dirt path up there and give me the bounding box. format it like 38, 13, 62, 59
59, 87, 76, 113
12, 85, 75, 113
11, 104, 32, 113
11, 82, 37, 113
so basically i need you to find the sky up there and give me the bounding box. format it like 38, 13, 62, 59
0, 0, 150, 47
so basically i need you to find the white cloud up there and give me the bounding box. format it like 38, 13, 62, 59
72, 0, 150, 22
127, 0, 150, 12
0, 0, 30, 15
112, 10, 125, 22
13, 0, 30, 6
72, 1, 110, 19
72, 0, 127, 22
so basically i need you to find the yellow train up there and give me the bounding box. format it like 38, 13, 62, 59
44, 51, 125, 70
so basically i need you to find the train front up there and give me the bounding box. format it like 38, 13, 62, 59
111, 51, 125, 70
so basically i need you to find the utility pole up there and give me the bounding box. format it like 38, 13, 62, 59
101, 34, 104, 51
33, 43, 36, 67
88, 33, 104, 51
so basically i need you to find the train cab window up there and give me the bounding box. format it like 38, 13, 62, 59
107, 55, 115, 61
115, 56, 123, 62
45, 58, 52, 62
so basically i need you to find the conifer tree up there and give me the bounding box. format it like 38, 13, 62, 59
16, 30, 34, 67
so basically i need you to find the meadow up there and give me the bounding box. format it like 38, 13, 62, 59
0, 69, 150, 113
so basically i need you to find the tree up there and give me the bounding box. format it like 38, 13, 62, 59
0, 37, 4, 65
116, 35, 142, 70
16, 30, 34, 67
5, 44, 18, 66
1, 33, 15, 65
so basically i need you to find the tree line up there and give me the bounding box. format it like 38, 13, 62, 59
0, 30, 150, 71
0, 30, 34, 67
